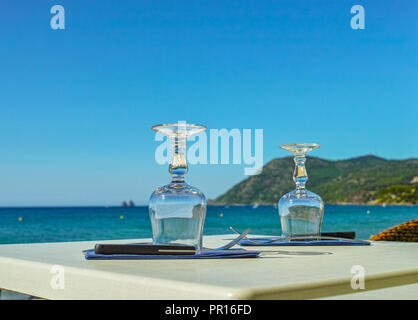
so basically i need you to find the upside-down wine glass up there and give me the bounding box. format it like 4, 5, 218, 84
278, 143, 324, 240
149, 123, 207, 250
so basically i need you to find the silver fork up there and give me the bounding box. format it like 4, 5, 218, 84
204, 228, 251, 250
230, 227, 370, 245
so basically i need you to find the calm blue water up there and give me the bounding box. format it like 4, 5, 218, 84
0, 205, 417, 244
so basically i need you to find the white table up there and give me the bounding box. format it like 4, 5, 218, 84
0, 235, 417, 299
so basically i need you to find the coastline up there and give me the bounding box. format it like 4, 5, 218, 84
207, 201, 417, 207
0, 202, 416, 209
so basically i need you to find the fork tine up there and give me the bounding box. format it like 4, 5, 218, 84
212, 228, 251, 250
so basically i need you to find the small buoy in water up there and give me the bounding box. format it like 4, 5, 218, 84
18, 217, 22, 222
366, 210, 371, 214
120, 215, 124, 219
219, 213, 224, 217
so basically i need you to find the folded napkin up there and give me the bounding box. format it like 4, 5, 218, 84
84, 248, 260, 260
239, 238, 370, 246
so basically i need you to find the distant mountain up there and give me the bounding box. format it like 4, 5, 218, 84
213, 155, 418, 205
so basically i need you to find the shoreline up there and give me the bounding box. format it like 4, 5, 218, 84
208, 202, 417, 207
0, 203, 416, 209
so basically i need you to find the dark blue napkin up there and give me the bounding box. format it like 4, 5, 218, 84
84, 248, 260, 260
239, 238, 370, 246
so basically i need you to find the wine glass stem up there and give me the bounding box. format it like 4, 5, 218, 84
169, 136, 188, 183
293, 154, 308, 193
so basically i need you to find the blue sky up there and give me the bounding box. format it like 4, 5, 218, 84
0, 1, 417, 206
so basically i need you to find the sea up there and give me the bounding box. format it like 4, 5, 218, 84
0, 205, 417, 244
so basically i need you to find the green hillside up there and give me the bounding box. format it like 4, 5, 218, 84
214, 155, 418, 205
